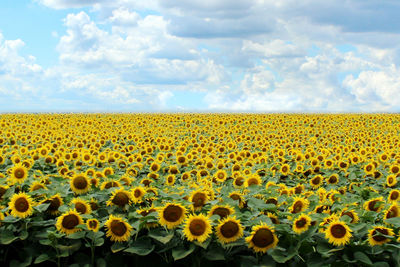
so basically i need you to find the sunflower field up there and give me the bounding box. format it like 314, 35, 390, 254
1, 113, 400, 267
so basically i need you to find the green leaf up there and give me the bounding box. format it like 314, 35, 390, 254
66, 231, 86, 239
111, 242, 127, 253
148, 228, 174, 244
96, 258, 107, 267
372, 262, 390, 267
384, 217, 400, 227
34, 203, 51, 212
34, 254, 51, 264
203, 245, 225, 261
172, 243, 196, 261
354, 251, 372, 266
0, 229, 19, 245
1, 215, 21, 223
124, 237, 155, 256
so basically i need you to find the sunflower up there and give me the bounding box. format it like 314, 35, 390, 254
158, 203, 187, 229
280, 164, 291, 175
131, 186, 146, 203
29, 181, 47, 192
390, 164, 400, 175
327, 174, 339, 185
233, 176, 246, 188
56, 209, 83, 235
246, 175, 262, 187
0, 185, 8, 200
384, 204, 400, 220
246, 224, 278, 253
165, 174, 175, 186
293, 214, 312, 234
310, 175, 323, 189
107, 188, 132, 208
290, 197, 309, 214
324, 221, 352, 246
208, 205, 235, 219
364, 197, 384, 212
71, 198, 92, 214
388, 189, 400, 203
386, 175, 397, 187
42, 194, 64, 215
70, 174, 90, 195
183, 214, 212, 243
103, 167, 114, 177
9, 164, 29, 184
87, 218, 100, 232
368, 226, 394, 246
214, 170, 227, 183
189, 190, 208, 211
9, 192, 34, 218
228, 191, 245, 208
105, 215, 133, 242
265, 212, 280, 224
100, 180, 121, 190
215, 216, 244, 244
340, 209, 359, 223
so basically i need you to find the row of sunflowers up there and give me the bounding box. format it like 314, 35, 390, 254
1, 114, 400, 266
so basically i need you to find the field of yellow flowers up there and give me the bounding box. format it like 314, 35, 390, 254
1, 113, 400, 266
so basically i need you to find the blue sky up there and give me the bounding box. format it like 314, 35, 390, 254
0, 0, 400, 112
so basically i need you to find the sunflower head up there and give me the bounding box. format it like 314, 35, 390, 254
388, 189, 400, 203
216, 216, 244, 244
158, 203, 187, 229
368, 226, 394, 246
107, 188, 132, 208
56, 209, 84, 235
364, 197, 384, 212
105, 215, 133, 242
384, 204, 400, 220
42, 194, 64, 215
87, 218, 100, 232
245, 224, 278, 253
290, 197, 309, 214
183, 214, 212, 243
293, 214, 312, 234
70, 174, 90, 195
71, 198, 92, 214
208, 205, 235, 219
324, 220, 352, 246
9, 164, 29, 184
131, 186, 146, 203
190, 190, 208, 211
9, 192, 34, 218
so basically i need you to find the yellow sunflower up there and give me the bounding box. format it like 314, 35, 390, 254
386, 174, 397, 187
290, 197, 309, 214
9, 164, 29, 184
158, 203, 187, 229
9, 192, 34, 218
324, 221, 352, 246
368, 226, 394, 246
293, 214, 312, 234
105, 215, 133, 242
245, 224, 279, 253
107, 188, 132, 208
215, 216, 244, 244
388, 189, 400, 203
87, 218, 100, 232
29, 181, 47, 192
364, 197, 384, 212
183, 214, 212, 243
70, 174, 90, 194
189, 190, 208, 211
42, 194, 64, 215
56, 209, 83, 235
71, 198, 92, 214
214, 170, 227, 183
131, 186, 146, 203
384, 204, 400, 220
208, 205, 235, 219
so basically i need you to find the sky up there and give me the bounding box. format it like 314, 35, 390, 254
1, 0, 400, 112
